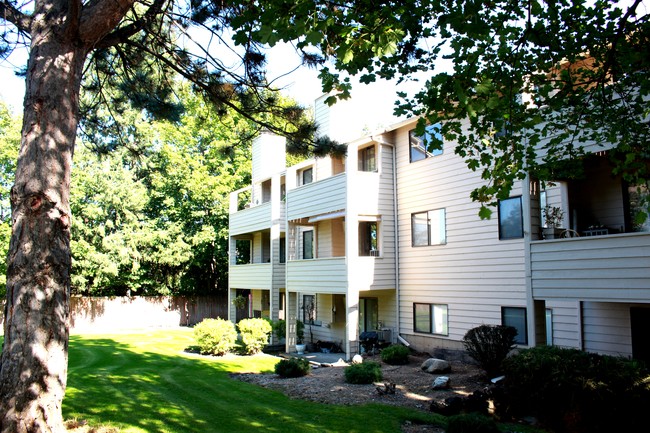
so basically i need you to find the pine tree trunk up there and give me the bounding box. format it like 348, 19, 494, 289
0, 24, 86, 433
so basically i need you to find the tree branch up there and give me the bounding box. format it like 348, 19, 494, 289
0, 0, 32, 34
78, 0, 138, 49
92, 0, 168, 50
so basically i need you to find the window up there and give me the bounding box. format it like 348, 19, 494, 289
358, 145, 377, 172
411, 209, 446, 246
409, 123, 443, 163
301, 167, 313, 185
502, 307, 527, 345
545, 308, 553, 346
413, 303, 448, 335
498, 196, 524, 240
540, 190, 548, 228
359, 221, 379, 256
235, 239, 251, 264
303, 294, 316, 324
302, 230, 314, 259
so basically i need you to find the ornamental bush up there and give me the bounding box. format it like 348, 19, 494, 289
237, 317, 273, 355
193, 318, 237, 356
497, 345, 650, 433
344, 361, 383, 384
381, 344, 410, 365
275, 357, 311, 378
462, 324, 517, 377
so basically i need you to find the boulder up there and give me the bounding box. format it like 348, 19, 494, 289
352, 354, 364, 364
421, 358, 451, 373
432, 376, 450, 389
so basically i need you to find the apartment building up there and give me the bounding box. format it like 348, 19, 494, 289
228, 98, 650, 362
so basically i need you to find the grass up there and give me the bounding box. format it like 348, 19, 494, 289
62, 328, 442, 433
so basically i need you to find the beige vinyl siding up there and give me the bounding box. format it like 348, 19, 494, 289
317, 220, 334, 258
287, 258, 347, 293
394, 121, 527, 347
286, 174, 346, 221
530, 233, 650, 302
546, 300, 581, 349
251, 133, 285, 182
229, 203, 272, 236
229, 264, 272, 289
582, 302, 633, 357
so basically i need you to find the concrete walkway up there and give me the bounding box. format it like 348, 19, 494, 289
284, 351, 349, 367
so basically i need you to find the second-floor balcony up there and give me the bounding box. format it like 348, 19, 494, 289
530, 232, 650, 302
286, 257, 347, 293
229, 263, 273, 289
286, 174, 347, 221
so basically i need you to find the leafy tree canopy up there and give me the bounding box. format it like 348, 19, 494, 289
234, 0, 650, 217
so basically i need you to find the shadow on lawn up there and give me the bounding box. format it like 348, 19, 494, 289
65, 335, 431, 433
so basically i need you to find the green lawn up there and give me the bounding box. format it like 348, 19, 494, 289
63, 329, 443, 433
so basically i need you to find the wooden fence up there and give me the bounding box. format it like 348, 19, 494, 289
1, 294, 229, 334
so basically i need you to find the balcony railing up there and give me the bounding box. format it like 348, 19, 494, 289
530, 232, 650, 302
286, 174, 346, 221
286, 257, 347, 293
229, 263, 272, 289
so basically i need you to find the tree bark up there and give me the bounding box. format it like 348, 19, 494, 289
0, 1, 90, 431
0, 32, 85, 433
0, 1, 137, 431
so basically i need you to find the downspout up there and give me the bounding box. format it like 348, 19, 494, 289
374, 136, 401, 345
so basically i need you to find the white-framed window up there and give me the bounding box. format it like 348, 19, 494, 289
409, 123, 443, 163
414, 303, 448, 335
359, 221, 379, 256
300, 167, 313, 185
358, 145, 377, 172
502, 306, 528, 345
498, 196, 524, 240
412, 208, 446, 246
302, 230, 314, 259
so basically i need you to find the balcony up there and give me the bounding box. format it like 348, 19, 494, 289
530, 232, 650, 302
286, 257, 347, 293
229, 202, 272, 236
286, 174, 346, 221
229, 263, 273, 289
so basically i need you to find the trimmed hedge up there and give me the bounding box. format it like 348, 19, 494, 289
193, 318, 237, 356
344, 361, 383, 384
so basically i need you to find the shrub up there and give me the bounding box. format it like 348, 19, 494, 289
462, 324, 516, 377
193, 318, 237, 356
275, 357, 311, 378
497, 345, 650, 433
446, 413, 499, 433
344, 361, 383, 384
381, 344, 410, 365
237, 318, 273, 355
272, 319, 286, 340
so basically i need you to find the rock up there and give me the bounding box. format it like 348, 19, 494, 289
352, 354, 363, 364
421, 358, 451, 373
432, 376, 450, 389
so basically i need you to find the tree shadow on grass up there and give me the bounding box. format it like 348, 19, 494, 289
65, 335, 437, 433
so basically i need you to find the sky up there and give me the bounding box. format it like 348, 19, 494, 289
0, 37, 421, 132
